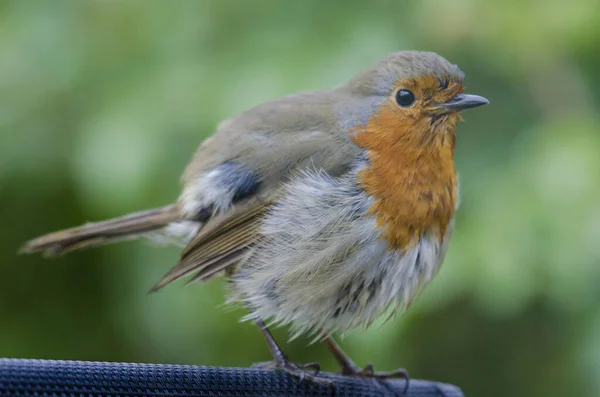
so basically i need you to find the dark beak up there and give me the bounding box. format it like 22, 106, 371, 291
436, 93, 489, 114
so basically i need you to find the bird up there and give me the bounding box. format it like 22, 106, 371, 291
21, 51, 489, 385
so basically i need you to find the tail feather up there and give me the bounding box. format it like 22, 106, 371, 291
21, 204, 180, 256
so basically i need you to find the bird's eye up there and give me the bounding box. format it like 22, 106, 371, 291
395, 89, 415, 107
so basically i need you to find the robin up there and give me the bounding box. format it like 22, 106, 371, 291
22, 51, 489, 385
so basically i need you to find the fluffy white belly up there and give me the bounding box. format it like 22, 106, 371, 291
232, 163, 453, 338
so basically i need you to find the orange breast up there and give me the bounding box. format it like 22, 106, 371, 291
351, 103, 458, 250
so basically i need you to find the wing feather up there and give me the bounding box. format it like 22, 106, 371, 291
150, 198, 270, 292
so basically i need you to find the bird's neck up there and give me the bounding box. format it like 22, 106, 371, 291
351, 119, 458, 250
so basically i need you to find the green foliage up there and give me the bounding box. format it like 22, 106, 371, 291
1, 2, 598, 397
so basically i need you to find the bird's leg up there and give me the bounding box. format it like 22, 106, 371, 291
253, 320, 331, 385
323, 336, 410, 382
323, 336, 359, 375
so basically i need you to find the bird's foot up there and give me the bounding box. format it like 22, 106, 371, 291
341, 363, 409, 394
341, 362, 409, 380
253, 359, 332, 386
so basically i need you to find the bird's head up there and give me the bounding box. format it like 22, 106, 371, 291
340, 51, 488, 151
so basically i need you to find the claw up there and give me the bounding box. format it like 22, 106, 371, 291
301, 361, 321, 375
296, 370, 306, 385
361, 363, 374, 376
342, 363, 410, 394
252, 359, 332, 386
285, 362, 332, 386
371, 368, 409, 380
251, 360, 277, 370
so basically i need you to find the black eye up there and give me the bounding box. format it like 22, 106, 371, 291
395, 89, 415, 107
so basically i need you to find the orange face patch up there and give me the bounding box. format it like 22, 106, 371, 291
351, 77, 460, 250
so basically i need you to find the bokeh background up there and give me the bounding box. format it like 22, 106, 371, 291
1, 1, 599, 396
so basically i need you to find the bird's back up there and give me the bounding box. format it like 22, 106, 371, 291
181, 89, 362, 201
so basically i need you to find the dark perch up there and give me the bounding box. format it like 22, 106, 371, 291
0, 358, 463, 396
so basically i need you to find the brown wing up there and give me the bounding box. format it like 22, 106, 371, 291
149, 198, 271, 292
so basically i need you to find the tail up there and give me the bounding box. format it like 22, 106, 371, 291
21, 204, 181, 256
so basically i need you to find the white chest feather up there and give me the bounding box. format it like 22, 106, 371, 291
232, 161, 454, 338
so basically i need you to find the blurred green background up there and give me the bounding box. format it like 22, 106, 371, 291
1, 1, 599, 396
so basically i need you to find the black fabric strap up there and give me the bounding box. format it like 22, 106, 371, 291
0, 358, 463, 396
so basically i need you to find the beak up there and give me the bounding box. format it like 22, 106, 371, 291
435, 93, 489, 114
